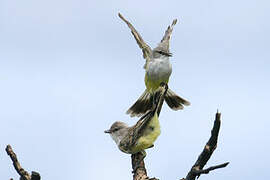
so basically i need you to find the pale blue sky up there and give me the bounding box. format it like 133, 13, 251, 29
1, 0, 269, 179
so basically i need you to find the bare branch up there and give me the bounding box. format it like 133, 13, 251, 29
131, 153, 159, 180
183, 112, 229, 180
5, 145, 41, 180
131, 153, 148, 180
6, 145, 31, 180
6, 112, 228, 180
192, 162, 229, 175
30, 172, 41, 180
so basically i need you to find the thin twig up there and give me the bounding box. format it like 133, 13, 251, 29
192, 162, 229, 175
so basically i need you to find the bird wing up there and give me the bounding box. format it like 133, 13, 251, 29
158, 19, 177, 51
118, 13, 152, 69
119, 110, 154, 152
120, 84, 168, 149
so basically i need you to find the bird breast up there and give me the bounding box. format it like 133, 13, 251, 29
133, 113, 161, 152
146, 57, 172, 82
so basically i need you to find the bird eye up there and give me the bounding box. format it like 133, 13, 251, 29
157, 51, 170, 56
157, 51, 171, 57
113, 128, 120, 132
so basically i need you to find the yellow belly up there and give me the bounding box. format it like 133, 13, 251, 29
145, 73, 169, 93
130, 113, 161, 153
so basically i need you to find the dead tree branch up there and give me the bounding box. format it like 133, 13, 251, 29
5, 145, 41, 180
5, 112, 227, 180
131, 112, 229, 180
182, 112, 229, 180
131, 152, 159, 180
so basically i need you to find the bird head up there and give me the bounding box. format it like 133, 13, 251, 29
104, 121, 129, 145
152, 46, 172, 58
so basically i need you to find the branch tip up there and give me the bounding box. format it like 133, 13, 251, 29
6, 145, 40, 180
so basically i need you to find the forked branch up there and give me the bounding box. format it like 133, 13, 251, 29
131, 112, 229, 180
5, 112, 228, 180
182, 112, 229, 180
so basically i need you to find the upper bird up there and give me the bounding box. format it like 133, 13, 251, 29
118, 13, 190, 117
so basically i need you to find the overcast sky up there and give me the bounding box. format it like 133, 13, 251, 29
1, 0, 269, 179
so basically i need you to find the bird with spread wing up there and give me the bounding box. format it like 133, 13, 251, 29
118, 13, 190, 117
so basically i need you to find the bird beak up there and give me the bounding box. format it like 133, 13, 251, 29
167, 52, 173, 57
104, 129, 111, 134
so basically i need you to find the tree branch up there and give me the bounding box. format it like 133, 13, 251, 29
182, 112, 229, 180
192, 162, 229, 175
5, 145, 41, 180
131, 153, 148, 180
6, 112, 228, 180
131, 152, 159, 180
131, 112, 228, 180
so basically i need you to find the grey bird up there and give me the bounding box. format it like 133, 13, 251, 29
119, 13, 190, 117
105, 83, 167, 155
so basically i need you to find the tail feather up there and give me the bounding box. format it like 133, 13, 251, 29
165, 88, 190, 110
127, 88, 190, 117
126, 90, 153, 117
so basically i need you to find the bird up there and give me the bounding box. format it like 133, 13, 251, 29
118, 13, 190, 118
104, 83, 167, 155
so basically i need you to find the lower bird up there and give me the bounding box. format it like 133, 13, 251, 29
105, 83, 167, 156
119, 13, 190, 117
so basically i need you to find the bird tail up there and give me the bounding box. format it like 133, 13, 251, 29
164, 88, 190, 110
127, 88, 190, 117
126, 90, 153, 117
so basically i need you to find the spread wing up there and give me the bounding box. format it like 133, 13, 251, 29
118, 13, 152, 68
158, 19, 177, 51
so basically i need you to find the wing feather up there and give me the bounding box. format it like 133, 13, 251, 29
121, 84, 167, 148
118, 13, 152, 68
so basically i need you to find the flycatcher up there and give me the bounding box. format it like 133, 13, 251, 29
104, 83, 167, 155
119, 13, 190, 117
